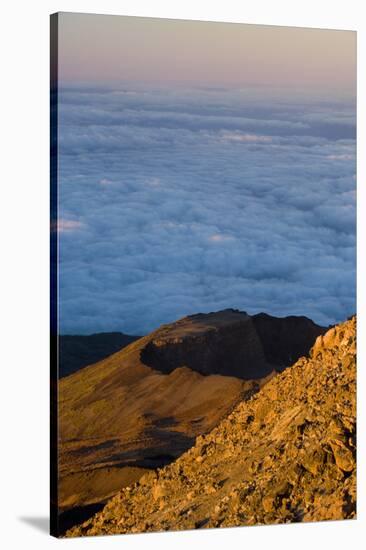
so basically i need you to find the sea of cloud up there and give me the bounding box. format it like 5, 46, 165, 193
57, 85, 356, 335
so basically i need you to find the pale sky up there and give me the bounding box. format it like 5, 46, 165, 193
57, 12, 356, 94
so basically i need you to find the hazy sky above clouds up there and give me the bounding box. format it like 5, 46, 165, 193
56, 13, 356, 335
57, 12, 356, 95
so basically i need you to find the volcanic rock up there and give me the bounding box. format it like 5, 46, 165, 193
67, 317, 356, 537
140, 309, 270, 378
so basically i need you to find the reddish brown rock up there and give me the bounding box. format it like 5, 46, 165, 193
67, 317, 356, 537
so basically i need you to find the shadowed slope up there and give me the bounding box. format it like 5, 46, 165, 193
252, 313, 328, 369
59, 332, 140, 378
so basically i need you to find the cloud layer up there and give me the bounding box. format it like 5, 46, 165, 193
57, 86, 356, 335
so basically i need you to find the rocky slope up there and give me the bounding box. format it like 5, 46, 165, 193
58, 309, 325, 531
67, 316, 356, 537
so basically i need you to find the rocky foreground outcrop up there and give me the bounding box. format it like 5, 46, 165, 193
67, 316, 356, 537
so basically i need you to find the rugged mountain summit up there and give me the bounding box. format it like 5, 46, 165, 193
58, 312, 324, 379
68, 316, 356, 537
141, 309, 325, 378
58, 309, 325, 531
141, 310, 269, 378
